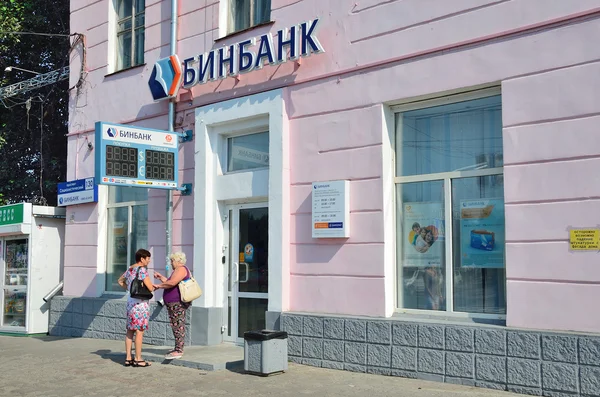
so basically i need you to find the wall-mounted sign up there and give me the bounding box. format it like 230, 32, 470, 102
0, 203, 25, 227
148, 55, 183, 101
57, 177, 98, 206
569, 229, 600, 251
94, 121, 179, 189
311, 180, 350, 238
148, 19, 325, 102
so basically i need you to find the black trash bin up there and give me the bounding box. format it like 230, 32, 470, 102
243, 330, 288, 376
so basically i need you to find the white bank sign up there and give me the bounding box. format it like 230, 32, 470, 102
182, 19, 324, 88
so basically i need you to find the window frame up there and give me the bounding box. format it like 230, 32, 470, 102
393, 87, 506, 320
225, 0, 272, 35
104, 189, 148, 294
114, 0, 145, 71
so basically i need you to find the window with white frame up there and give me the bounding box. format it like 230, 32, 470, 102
105, 186, 148, 292
115, 0, 145, 71
228, 0, 271, 34
394, 89, 506, 316
227, 131, 269, 172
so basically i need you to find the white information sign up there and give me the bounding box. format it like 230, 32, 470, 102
311, 180, 350, 238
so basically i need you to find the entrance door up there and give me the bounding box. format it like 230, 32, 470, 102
223, 203, 268, 343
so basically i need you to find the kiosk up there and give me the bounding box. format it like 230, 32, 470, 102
0, 203, 65, 334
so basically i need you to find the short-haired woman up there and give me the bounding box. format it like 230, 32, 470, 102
118, 248, 156, 367
153, 252, 192, 359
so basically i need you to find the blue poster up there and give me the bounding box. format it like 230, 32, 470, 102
460, 198, 505, 268
402, 202, 445, 268
244, 243, 254, 263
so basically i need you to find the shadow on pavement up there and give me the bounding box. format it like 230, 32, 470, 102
30, 335, 73, 342
91, 349, 126, 366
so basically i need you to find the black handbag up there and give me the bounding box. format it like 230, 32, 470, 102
130, 267, 153, 300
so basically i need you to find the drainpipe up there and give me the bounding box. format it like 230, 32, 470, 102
166, 0, 177, 276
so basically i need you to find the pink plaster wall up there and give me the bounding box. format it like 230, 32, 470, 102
68, 0, 600, 330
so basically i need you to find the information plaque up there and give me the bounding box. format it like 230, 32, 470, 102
311, 180, 350, 238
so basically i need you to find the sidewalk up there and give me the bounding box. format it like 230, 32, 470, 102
0, 335, 521, 397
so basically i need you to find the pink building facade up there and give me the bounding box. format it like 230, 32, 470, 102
52, 0, 600, 393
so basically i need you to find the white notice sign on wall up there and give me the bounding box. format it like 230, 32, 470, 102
311, 180, 350, 238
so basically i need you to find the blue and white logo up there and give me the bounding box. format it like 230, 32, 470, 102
148, 55, 183, 101
106, 127, 117, 138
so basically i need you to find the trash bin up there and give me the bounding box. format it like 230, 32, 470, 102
243, 329, 288, 376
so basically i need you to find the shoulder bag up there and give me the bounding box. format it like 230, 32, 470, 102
178, 266, 203, 302
130, 267, 153, 300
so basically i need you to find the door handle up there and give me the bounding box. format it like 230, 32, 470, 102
240, 262, 249, 283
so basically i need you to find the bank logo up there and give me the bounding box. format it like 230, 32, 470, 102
106, 127, 117, 138
148, 55, 183, 101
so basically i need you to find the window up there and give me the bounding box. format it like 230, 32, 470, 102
227, 131, 269, 172
115, 0, 145, 70
228, 0, 271, 34
395, 91, 506, 316
105, 186, 148, 292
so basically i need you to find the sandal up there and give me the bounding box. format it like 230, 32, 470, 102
133, 360, 151, 367
124, 359, 133, 367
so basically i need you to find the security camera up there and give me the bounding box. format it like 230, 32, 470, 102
87, 141, 93, 150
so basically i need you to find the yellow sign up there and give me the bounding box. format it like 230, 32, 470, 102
569, 229, 600, 251
239, 253, 244, 262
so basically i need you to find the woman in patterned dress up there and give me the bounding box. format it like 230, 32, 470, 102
153, 252, 192, 360
118, 248, 156, 367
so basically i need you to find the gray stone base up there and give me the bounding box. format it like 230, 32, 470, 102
190, 306, 222, 346
266, 311, 281, 330
281, 313, 600, 397
48, 296, 222, 346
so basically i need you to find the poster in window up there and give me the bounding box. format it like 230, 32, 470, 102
134, 220, 148, 252
402, 202, 444, 268
460, 198, 505, 268
113, 221, 128, 262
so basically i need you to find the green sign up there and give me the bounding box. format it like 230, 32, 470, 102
0, 204, 24, 226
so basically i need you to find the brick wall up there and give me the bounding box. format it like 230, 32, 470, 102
281, 313, 600, 397
48, 296, 190, 346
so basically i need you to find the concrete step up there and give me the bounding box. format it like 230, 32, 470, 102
113, 343, 245, 371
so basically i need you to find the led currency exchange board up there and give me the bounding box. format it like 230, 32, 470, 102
95, 121, 179, 189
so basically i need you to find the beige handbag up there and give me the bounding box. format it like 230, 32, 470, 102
178, 267, 203, 302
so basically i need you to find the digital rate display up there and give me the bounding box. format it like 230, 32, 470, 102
95, 121, 179, 190
145, 150, 175, 181
105, 145, 139, 178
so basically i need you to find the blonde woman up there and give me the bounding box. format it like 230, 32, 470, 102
153, 252, 192, 359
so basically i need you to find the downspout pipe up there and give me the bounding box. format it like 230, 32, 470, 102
166, 0, 177, 276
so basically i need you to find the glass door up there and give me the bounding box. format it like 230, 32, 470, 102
224, 204, 269, 343
1, 238, 29, 328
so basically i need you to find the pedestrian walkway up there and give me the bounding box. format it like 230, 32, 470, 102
0, 336, 522, 397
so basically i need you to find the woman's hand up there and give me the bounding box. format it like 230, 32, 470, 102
154, 266, 186, 289
154, 271, 167, 283
142, 275, 157, 292
153, 284, 161, 290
